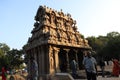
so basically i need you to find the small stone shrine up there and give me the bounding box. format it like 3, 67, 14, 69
23, 5, 91, 79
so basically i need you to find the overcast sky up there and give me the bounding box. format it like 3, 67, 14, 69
0, 0, 120, 49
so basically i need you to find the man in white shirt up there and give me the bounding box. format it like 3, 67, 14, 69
83, 51, 98, 80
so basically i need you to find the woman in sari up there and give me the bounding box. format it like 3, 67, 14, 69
1, 67, 7, 80
112, 59, 120, 77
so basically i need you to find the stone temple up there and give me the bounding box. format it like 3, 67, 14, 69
23, 5, 91, 79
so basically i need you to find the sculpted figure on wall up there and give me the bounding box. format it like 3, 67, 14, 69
56, 20, 61, 29
50, 12, 56, 26
65, 21, 70, 31
49, 46, 54, 69
60, 18, 65, 30
57, 29, 62, 41
72, 20, 77, 32
43, 13, 50, 25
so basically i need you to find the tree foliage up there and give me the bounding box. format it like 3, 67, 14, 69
0, 43, 10, 69
0, 43, 10, 57
86, 31, 120, 61
6, 49, 24, 69
1, 31, 120, 70
0, 43, 24, 70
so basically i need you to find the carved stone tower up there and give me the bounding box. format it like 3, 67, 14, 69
24, 6, 91, 80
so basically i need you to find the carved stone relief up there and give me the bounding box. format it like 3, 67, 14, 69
49, 46, 54, 69
24, 6, 91, 80
25, 5, 90, 52
50, 12, 56, 26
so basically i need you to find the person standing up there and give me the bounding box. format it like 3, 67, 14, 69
70, 58, 78, 77
112, 58, 120, 77
1, 67, 7, 80
99, 59, 105, 77
29, 57, 38, 80
83, 51, 98, 80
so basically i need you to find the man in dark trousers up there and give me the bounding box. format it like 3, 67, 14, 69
99, 59, 105, 77
83, 51, 98, 80
29, 57, 38, 80
70, 58, 78, 78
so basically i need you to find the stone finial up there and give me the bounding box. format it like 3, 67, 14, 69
73, 20, 76, 25
60, 9, 63, 12
67, 13, 71, 18
44, 5, 46, 8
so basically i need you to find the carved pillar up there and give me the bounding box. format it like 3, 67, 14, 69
65, 49, 70, 72
35, 47, 38, 63
75, 50, 79, 70
26, 50, 31, 75
37, 46, 41, 74
53, 47, 60, 73
31, 48, 34, 57
49, 46, 55, 74
66, 53, 70, 72
40, 46, 44, 74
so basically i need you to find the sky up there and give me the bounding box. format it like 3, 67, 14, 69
0, 0, 120, 50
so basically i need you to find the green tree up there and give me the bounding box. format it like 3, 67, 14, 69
6, 49, 24, 69
86, 36, 105, 53
86, 31, 120, 61
0, 43, 10, 69
107, 31, 120, 38
103, 31, 120, 60
0, 43, 10, 57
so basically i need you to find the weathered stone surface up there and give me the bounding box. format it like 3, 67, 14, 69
23, 5, 91, 79
24, 5, 90, 50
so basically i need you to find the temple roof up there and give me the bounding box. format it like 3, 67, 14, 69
24, 5, 91, 50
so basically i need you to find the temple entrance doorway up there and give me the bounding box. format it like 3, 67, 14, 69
58, 48, 67, 72
68, 49, 77, 64
77, 50, 84, 69
58, 48, 78, 72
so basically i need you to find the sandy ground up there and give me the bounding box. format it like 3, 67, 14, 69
1, 64, 120, 80
77, 64, 120, 80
